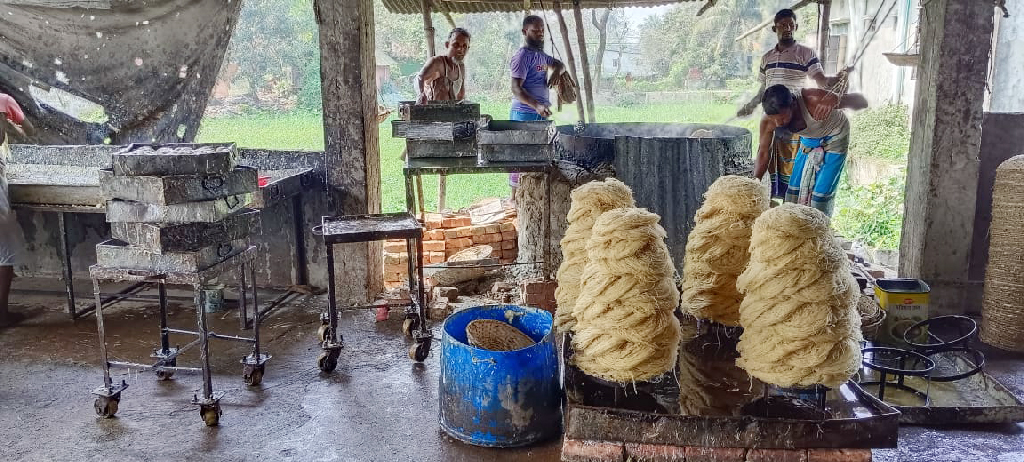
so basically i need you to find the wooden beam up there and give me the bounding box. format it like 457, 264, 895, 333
315, 0, 382, 303
422, 0, 436, 58
817, 0, 832, 66
553, 1, 586, 123
442, 10, 457, 29
571, 0, 596, 123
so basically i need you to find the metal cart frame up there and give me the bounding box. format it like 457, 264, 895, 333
89, 246, 270, 426
314, 212, 430, 372
403, 157, 554, 277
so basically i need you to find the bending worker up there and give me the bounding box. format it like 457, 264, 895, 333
739, 8, 846, 199
754, 85, 867, 216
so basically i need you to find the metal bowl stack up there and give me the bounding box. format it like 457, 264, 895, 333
95, 143, 261, 273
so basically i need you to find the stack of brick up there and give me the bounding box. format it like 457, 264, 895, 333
561, 439, 872, 462
383, 212, 519, 289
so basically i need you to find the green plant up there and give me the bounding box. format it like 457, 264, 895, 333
848, 104, 911, 161
832, 172, 905, 250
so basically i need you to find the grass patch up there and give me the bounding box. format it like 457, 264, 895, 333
197, 102, 759, 212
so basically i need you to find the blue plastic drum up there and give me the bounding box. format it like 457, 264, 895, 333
439, 305, 561, 447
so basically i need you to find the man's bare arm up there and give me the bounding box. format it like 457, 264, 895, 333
738, 80, 767, 117
416, 57, 444, 104
839, 93, 868, 111
753, 117, 777, 180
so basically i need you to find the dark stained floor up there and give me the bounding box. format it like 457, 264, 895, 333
1, 278, 1022, 461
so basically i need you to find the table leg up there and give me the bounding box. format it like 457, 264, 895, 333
58, 212, 76, 317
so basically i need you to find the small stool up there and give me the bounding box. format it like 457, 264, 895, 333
313, 212, 430, 372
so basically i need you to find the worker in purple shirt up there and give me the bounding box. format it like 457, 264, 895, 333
508, 15, 565, 198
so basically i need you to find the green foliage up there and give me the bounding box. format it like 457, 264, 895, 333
832, 173, 905, 250
848, 104, 911, 161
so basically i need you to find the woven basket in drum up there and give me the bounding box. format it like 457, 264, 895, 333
466, 319, 535, 351
982, 155, 1024, 351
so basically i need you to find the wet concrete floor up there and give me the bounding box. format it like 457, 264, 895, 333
1, 278, 1023, 461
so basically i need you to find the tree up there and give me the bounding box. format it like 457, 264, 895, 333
591, 9, 611, 85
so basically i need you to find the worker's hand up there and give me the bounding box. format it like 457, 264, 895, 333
810, 93, 839, 120
537, 105, 552, 118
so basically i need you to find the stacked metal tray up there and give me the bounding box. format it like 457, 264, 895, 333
393, 101, 480, 159
97, 143, 261, 272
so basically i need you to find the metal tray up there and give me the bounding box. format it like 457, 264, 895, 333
90, 245, 256, 286
562, 328, 900, 449
315, 212, 422, 244
477, 120, 554, 145
112, 143, 238, 176
95, 238, 249, 273
110, 208, 260, 254
99, 166, 258, 205
250, 168, 315, 208
406, 139, 477, 159
392, 120, 476, 141
8, 164, 102, 206
857, 363, 1024, 424
398, 101, 480, 122
105, 193, 253, 223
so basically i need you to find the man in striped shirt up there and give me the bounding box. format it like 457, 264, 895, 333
738, 9, 839, 199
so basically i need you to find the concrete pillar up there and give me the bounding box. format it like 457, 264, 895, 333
987, 0, 1024, 112
316, 0, 383, 303
899, 0, 994, 315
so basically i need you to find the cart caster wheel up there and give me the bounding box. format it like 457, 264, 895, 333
317, 351, 338, 373
402, 318, 419, 338
200, 404, 221, 427
409, 341, 430, 362
317, 324, 332, 343
243, 364, 265, 386
94, 396, 119, 418
156, 359, 176, 381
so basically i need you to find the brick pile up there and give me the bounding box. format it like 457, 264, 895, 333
383, 212, 519, 289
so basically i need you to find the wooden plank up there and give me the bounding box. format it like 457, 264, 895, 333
316, 0, 382, 303
818, 0, 832, 66
99, 166, 258, 205
406, 139, 477, 159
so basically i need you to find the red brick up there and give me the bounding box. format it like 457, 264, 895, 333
473, 233, 502, 244
685, 447, 747, 462
501, 231, 517, 241
806, 449, 871, 462
424, 213, 444, 229
500, 257, 514, 265
383, 241, 406, 253
484, 223, 501, 234
453, 216, 472, 227
383, 252, 408, 265
561, 439, 625, 462
384, 281, 404, 289
447, 237, 473, 249
384, 272, 403, 282
499, 222, 515, 232
432, 286, 459, 301
383, 263, 407, 275
470, 225, 488, 236
441, 217, 458, 228
624, 443, 687, 462
502, 249, 518, 260
422, 240, 445, 252
501, 239, 517, 250
443, 229, 460, 240
454, 226, 475, 237
425, 229, 445, 240
747, 448, 808, 462
428, 251, 445, 263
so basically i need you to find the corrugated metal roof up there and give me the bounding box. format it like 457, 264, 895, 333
381, 0, 700, 15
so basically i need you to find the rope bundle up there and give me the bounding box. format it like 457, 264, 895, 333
554, 178, 635, 332
982, 156, 1024, 351
735, 204, 862, 388
549, 71, 578, 111
681, 176, 769, 326
572, 208, 682, 383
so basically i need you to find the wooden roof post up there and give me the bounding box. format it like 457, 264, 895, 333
421, 0, 446, 212
572, 0, 596, 123
422, 0, 436, 58
818, 0, 832, 67
315, 0, 382, 303
553, 1, 586, 123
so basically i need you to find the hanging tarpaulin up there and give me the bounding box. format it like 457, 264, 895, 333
0, 0, 243, 145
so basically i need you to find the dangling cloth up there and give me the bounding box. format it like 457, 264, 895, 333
796, 146, 825, 207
